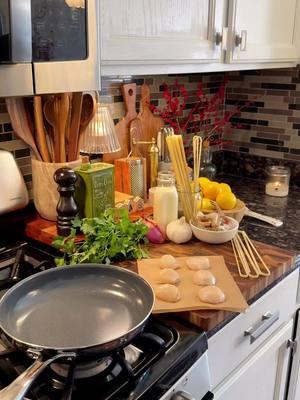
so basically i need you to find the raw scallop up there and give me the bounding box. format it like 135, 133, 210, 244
193, 270, 216, 286
156, 284, 181, 303
160, 254, 180, 269
160, 268, 181, 285
198, 286, 225, 304
186, 257, 210, 270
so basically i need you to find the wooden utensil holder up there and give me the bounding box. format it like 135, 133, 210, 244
32, 158, 81, 221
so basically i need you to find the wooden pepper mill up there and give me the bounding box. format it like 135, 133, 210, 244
54, 168, 78, 237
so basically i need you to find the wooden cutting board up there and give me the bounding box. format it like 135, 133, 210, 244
103, 83, 137, 163
130, 84, 164, 188
138, 256, 248, 313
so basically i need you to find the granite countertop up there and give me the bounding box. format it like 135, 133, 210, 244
220, 175, 300, 253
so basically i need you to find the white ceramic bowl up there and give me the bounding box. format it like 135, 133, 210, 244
190, 217, 239, 244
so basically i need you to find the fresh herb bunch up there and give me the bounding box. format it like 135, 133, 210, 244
52, 208, 149, 266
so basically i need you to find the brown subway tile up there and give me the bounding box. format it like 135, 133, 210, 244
259, 108, 293, 116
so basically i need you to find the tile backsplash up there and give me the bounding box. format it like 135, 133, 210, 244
225, 67, 300, 162
1, 66, 300, 193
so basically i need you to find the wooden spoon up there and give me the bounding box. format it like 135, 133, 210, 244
68, 92, 83, 162
44, 97, 60, 162
5, 97, 42, 160
56, 93, 69, 163
76, 93, 96, 157
33, 96, 51, 162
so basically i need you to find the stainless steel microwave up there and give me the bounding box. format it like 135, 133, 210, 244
0, 0, 100, 96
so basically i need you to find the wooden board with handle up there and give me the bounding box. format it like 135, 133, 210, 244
103, 83, 137, 163
130, 84, 165, 188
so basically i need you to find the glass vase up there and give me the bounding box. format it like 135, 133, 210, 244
200, 147, 217, 180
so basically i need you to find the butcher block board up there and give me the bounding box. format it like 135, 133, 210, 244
138, 256, 248, 313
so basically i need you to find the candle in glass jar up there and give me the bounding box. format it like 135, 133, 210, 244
265, 166, 290, 198
265, 181, 289, 197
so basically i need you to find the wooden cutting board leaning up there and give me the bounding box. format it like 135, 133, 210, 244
103, 83, 138, 163
138, 256, 248, 314
130, 84, 164, 188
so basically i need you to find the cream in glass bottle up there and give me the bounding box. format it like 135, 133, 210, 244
153, 176, 178, 229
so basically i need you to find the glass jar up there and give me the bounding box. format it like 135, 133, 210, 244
153, 176, 178, 229
265, 166, 290, 197
200, 147, 217, 180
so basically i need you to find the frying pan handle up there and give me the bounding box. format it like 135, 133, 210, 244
0, 352, 76, 400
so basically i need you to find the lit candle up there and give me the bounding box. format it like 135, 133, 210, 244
265, 166, 290, 198
265, 181, 289, 197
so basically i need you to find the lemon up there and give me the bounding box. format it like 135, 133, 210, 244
203, 181, 220, 201
216, 192, 237, 210
198, 177, 210, 189
201, 197, 216, 211
219, 183, 232, 193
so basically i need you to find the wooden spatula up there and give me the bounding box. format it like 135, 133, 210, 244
56, 93, 70, 163
68, 92, 83, 162
33, 96, 51, 162
44, 98, 59, 162
6, 97, 42, 161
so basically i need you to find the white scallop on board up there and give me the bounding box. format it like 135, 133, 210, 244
137, 256, 248, 313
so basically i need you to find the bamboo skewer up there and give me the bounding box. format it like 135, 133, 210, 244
232, 237, 249, 278
231, 230, 271, 279
241, 231, 271, 276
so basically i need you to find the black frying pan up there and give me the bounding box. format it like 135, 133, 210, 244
0, 264, 154, 400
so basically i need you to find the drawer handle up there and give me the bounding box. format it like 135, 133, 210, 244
244, 311, 280, 344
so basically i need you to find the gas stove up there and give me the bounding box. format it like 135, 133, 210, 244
0, 241, 213, 400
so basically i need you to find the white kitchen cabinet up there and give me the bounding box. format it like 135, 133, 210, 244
100, 0, 300, 75
227, 0, 300, 63
208, 269, 299, 388
101, 0, 225, 63
214, 320, 293, 400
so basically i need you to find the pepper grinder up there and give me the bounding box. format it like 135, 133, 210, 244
54, 168, 78, 236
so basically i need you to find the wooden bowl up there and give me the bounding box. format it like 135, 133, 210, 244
202, 199, 247, 223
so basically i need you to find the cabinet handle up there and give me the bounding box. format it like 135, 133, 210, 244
171, 391, 196, 400
215, 32, 222, 46
234, 30, 247, 51
244, 311, 280, 344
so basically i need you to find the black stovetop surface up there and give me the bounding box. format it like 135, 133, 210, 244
0, 241, 208, 400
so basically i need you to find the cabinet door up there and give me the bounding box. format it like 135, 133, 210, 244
214, 321, 293, 400
287, 310, 300, 400
227, 0, 300, 63
101, 0, 225, 63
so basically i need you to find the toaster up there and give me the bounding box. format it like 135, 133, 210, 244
0, 150, 29, 214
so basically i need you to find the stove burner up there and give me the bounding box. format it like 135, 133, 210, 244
0, 241, 208, 400
50, 357, 113, 379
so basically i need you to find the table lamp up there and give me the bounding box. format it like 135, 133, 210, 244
80, 103, 121, 155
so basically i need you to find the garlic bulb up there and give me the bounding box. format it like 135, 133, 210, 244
166, 217, 192, 244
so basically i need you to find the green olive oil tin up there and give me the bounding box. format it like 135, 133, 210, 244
75, 162, 115, 218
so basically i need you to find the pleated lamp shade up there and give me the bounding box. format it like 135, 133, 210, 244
80, 104, 121, 154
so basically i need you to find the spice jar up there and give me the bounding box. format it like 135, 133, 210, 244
265, 166, 290, 197
153, 175, 178, 229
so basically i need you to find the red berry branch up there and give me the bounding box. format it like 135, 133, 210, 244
149, 78, 257, 147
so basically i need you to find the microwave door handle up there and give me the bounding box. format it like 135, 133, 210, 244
10, 0, 32, 62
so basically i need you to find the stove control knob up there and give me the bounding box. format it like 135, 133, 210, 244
172, 391, 196, 400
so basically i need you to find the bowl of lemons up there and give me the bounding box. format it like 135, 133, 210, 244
192, 177, 246, 223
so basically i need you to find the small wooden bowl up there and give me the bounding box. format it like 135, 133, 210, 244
202, 199, 247, 223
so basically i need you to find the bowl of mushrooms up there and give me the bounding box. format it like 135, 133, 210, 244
190, 212, 239, 244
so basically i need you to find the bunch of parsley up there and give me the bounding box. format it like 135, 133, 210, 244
52, 208, 149, 266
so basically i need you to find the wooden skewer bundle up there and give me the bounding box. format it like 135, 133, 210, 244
232, 230, 271, 279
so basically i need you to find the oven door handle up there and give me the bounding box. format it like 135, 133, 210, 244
172, 391, 214, 400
